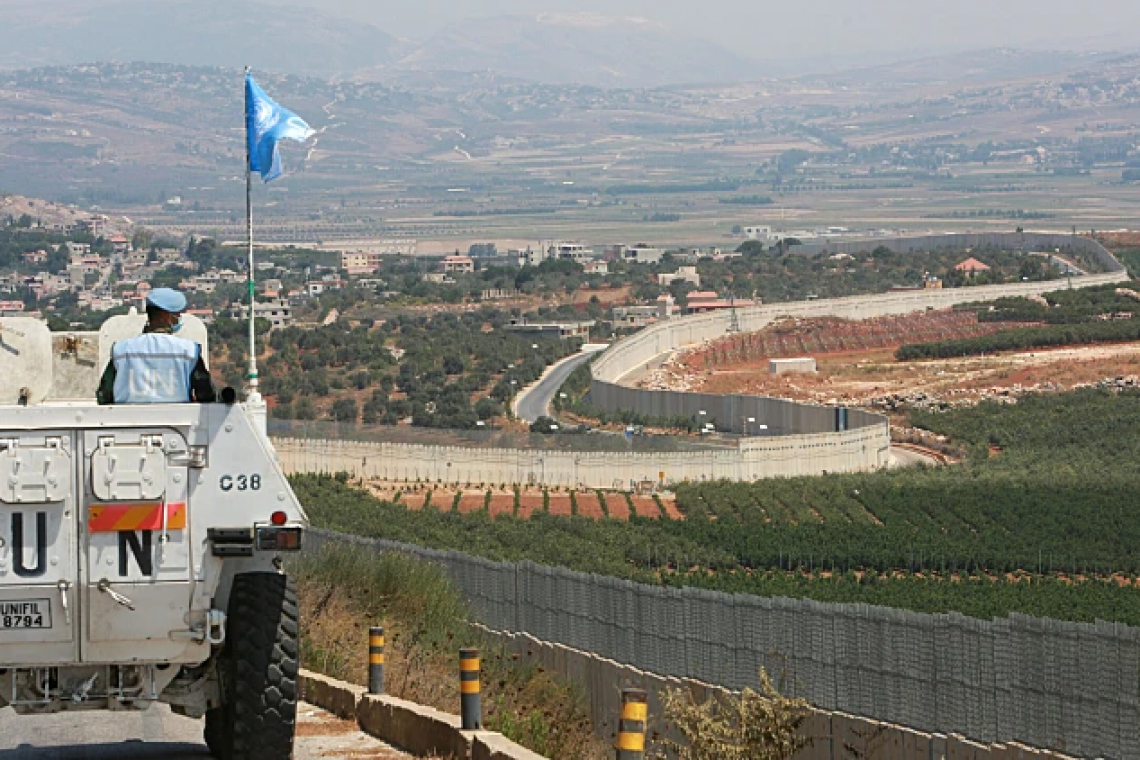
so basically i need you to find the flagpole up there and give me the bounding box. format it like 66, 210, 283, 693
244, 66, 260, 403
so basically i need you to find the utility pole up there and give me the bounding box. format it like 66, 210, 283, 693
727, 292, 740, 333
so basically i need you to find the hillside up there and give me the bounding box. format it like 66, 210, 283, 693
810, 48, 1123, 87
385, 14, 764, 88
0, 192, 130, 236
0, 0, 401, 78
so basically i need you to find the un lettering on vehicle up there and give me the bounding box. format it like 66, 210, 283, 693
87, 527, 190, 582
0, 509, 73, 584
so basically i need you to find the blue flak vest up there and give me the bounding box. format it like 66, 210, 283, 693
111, 333, 201, 404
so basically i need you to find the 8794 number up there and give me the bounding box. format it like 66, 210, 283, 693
2, 614, 45, 629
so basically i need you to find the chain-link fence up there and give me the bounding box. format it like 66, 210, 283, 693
305, 528, 1138, 758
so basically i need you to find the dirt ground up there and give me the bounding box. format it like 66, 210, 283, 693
645, 312, 1140, 408
687, 342, 1140, 407
365, 482, 678, 520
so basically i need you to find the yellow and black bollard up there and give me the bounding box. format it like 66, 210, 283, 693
368, 626, 385, 695
616, 688, 648, 760
459, 647, 482, 729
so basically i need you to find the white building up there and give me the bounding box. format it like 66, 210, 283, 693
307, 278, 344, 296
552, 243, 595, 263
743, 226, 772, 241
612, 295, 674, 329
502, 318, 594, 340
658, 266, 700, 288
441, 255, 475, 273
622, 244, 665, 264
234, 298, 293, 329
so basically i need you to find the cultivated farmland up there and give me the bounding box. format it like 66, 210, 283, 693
294, 387, 1140, 625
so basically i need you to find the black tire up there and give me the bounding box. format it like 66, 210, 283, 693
217, 572, 299, 760
204, 707, 228, 758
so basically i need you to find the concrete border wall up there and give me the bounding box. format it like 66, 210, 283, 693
273, 421, 888, 489
591, 233, 1128, 440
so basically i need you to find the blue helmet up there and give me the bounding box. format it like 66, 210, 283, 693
145, 287, 187, 314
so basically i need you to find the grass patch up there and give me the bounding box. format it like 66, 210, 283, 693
291, 543, 605, 759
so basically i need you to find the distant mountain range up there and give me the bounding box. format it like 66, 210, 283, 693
385, 14, 766, 88
0, 1, 764, 87
0, 1, 1132, 89
813, 48, 1127, 86
0, 0, 402, 79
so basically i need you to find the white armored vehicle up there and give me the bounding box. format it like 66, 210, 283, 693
0, 313, 307, 758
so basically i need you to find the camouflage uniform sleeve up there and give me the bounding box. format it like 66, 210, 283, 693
191, 356, 217, 403
96, 361, 117, 405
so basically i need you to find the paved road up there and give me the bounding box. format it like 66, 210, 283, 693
0, 702, 410, 759
887, 446, 941, 469
515, 346, 606, 423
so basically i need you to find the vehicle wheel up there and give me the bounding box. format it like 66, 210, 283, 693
217, 572, 299, 760
203, 707, 228, 758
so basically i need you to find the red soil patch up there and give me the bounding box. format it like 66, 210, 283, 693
685, 310, 1036, 369
457, 492, 487, 513
487, 494, 515, 517
630, 496, 662, 519
366, 480, 683, 521
518, 494, 545, 518
574, 491, 606, 519
547, 495, 572, 516
603, 492, 630, 520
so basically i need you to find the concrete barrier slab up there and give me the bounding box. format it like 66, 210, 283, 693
472, 732, 549, 760
358, 693, 472, 759
298, 670, 365, 722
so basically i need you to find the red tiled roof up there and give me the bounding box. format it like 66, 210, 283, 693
955, 257, 991, 272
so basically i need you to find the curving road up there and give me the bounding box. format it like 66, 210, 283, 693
0, 702, 410, 759
515, 345, 607, 423
887, 445, 942, 469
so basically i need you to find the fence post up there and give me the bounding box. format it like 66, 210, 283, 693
460, 647, 482, 729
368, 626, 384, 694
616, 688, 648, 759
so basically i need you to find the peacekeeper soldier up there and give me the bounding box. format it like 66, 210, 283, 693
96, 287, 217, 404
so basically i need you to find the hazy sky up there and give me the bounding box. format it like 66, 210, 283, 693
301, 0, 1140, 59
33, 0, 1140, 61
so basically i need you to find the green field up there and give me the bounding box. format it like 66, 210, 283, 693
295, 387, 1140, 624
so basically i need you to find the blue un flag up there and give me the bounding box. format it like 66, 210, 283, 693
245, 73, 314, 182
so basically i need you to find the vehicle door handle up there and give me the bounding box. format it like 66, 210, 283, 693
57, 580, 71, 625
97, 578, 136, 611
